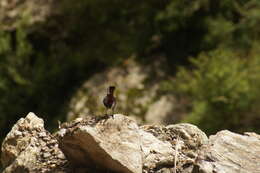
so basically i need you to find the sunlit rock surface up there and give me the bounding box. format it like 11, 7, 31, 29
57, 114, 142, 173
195, 130, 260, 173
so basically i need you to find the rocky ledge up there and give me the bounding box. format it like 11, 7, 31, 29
1, 113, 260, 173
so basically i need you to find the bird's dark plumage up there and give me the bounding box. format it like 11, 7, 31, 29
103, 86, 116, 114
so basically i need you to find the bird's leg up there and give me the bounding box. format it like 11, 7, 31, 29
111, 99, 116, 119
111, 108, 115, 119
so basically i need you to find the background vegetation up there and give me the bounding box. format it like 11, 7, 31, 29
0, 0, 260, 145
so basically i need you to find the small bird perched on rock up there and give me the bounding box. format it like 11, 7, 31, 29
103, 86, 116, 116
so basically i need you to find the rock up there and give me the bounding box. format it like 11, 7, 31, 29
195, 130, 260, 173
139, 130, 175, 172
141, 123, 208, 173
56, 114, 143, 173
166, 123, 208, 149
1, 112, 68, 173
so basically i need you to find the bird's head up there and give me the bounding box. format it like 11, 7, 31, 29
108, 86, 116, 95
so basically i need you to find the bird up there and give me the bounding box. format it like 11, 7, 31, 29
103, 86, 116, 116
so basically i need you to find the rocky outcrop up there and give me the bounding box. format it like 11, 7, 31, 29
1, 112, 260, 173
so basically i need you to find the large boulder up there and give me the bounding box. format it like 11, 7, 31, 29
56, 114, 143, 173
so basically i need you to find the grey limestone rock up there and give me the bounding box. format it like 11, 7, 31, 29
56, 114, 143, 173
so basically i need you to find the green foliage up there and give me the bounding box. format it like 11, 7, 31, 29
171, 50, 260, 134
151, 0, 260, 68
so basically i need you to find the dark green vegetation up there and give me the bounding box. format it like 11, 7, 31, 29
0, 0, 260, 143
